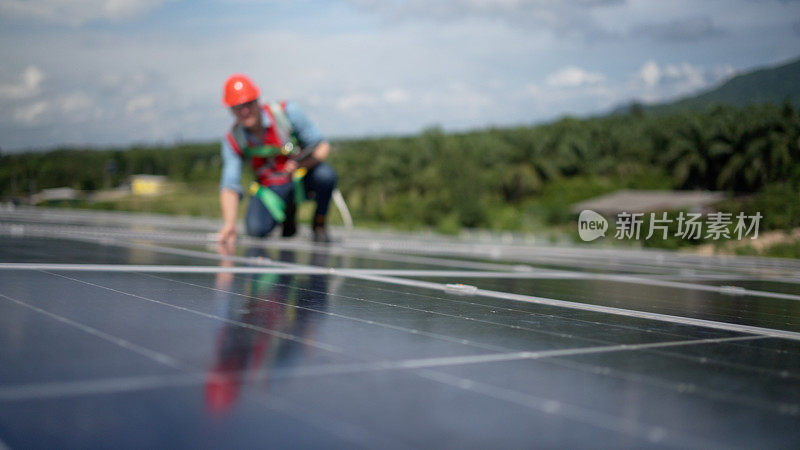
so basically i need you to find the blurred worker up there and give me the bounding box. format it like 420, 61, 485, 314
217, 74, 336, 244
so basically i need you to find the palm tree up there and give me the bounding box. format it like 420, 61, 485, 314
661, 116, 718, 189
713, 110, 772, 192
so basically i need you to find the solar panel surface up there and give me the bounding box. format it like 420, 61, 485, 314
1, 206, 799, 448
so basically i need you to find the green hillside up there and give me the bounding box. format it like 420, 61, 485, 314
619, 56, 800, 114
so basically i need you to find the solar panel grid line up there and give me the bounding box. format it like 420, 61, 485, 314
61, 257, 800, 297
394, 237, 800, 270
255, 241, 531, 273
1, 223, 533, 273
639, 343, 800, 381
19, 234, 800, 340
0, 207, 220, 232
8, 263, 800, 307
657, 274, 800, 284
0, 291, 398, 448
345, 280, 800, 383
0, 263, 578, 280
4, 336, 797, 420
530, 273, 800, 302
239, 272, 800, 384
0, 291, 187, 371
31, 261, 795, 375
139, 273, 512, 353
0, 263, 330, 274
286, 234, 792, 276
346, 273, 800, 341
491, 282, 800, 328
249, 394, 413, 450
81, 272, 800, 348
15, 234, 798, 329
495, 253, 800, 277
122, 240, 287, 267
6, 207, 800, 274
413, 369, 716, 448
6, 238, 799, 366
343, 236, 800, 271
329, 277, 800, 358
0, 296, 768, 450
0, 374, 206, 402
92, 236, 800, 291
143, 273, 800, 383
3, 209, 800, 447
1, 282, 792, 446
541, 355, 800, 417
153, 270, 800, 389
156, 271, 800, 388
7, 221, 800, 287
348, 240, 800, 276
40, 271, 346, 355
174, 272, 639, 349
6, 220, 800, 280
395, 250, 793, 279
0, 279, 733, 446
0, 223, 214, 246
452, 277, 800, 326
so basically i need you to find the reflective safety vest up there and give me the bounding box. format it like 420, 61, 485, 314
226, 101, 299, 188
226, 102, 306, 223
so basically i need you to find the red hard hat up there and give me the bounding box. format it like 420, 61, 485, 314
222, 74, 260, 107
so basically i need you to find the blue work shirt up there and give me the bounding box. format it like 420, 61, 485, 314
219, 101, 325, 195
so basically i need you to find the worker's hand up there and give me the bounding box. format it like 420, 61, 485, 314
215, 235, 235, 288
217, 223, 237, 246
284, 159, 299, 173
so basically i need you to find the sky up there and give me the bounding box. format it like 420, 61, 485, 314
1, 0, 799, 152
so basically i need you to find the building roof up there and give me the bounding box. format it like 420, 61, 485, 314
572, 189, 726, 215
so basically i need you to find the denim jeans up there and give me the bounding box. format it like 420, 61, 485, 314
245, 162, 337, 237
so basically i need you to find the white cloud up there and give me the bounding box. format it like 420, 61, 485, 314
637, 60, 660, 87
335, 93, 377, 111
632, 16, 724, 42
632, 60, 735, 103
125, 94, 155, 114
1, 0, 798, 151
545, 66, 605, 88
0, 0, 164, 26
14, 100, 49, 124
382, 88, 409, 104
11, 90, 100, 125
346, 0, 623, 38
663, 62, 705, 91
59, 91, 93, 113
0, 66, 45, 100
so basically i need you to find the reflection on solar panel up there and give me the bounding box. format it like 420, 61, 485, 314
1, 206, 799, 448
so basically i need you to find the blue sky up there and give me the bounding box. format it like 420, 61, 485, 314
1, 0, 799, 152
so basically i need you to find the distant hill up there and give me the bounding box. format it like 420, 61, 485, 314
615, 56, 800, 114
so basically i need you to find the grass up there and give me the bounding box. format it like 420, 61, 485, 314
62, 180, 348, 228
38, 172, 800, 259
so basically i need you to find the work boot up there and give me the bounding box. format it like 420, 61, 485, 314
312, 214, 330, 243
281, 201, 297, 238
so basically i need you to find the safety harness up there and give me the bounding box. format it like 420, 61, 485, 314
226, 102, 308, 222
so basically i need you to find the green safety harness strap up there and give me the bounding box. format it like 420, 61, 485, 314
292, 168, 307, 206
243, 145, 285, 159
244, 102, 309, 222
250, 182, 286, 223
247, 168, 307, 224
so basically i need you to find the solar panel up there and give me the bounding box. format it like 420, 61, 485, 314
1, 206, 799, 448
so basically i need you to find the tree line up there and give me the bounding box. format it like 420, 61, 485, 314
333, 102, 800, 230
2, 102, 799, 232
